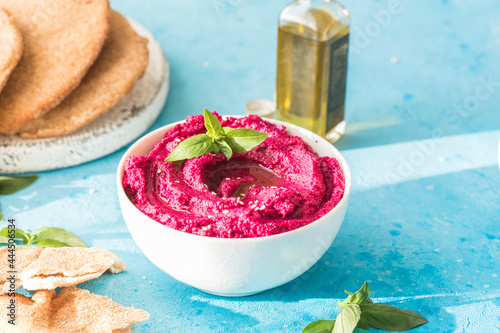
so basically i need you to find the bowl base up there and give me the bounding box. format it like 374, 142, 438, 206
197, 288, 266, 298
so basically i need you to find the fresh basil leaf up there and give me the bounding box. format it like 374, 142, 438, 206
360, 303, 428, 331
302, 320, 335, 333
333, 304, 360, 333
0, 175, 38, 195
349, 281, 371, 305
36, 239, 73, 248
32, 227, 88, 248
29, 227, 47, 238
356, 316, 370, 330
218, 141, 232, 160
0, 227, 29, 244
223, 127, 269, 152
0, 235, 9, 244
166, 134, 215, 161
223, 137, 246, 153
26, 228, 46, 246
204, 108, 221, 137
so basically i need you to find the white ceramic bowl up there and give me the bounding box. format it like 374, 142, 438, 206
117, 117, 351, 297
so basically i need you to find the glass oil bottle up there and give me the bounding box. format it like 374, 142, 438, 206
276, 0, 350, 142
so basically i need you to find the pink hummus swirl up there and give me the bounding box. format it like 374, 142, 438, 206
122, 113, 345, 238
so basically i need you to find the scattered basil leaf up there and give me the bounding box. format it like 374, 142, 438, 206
203, 108, 221, 137
28, 226, 47, 237
218, 140, 233, 160
360, 303, 428, 331
333, 304, 360, 333
302, 320, 335, 333
165, 109, 270, 161
0, 175, 38, 220
348, 281, 371, 305
36, 239, 73, 248
166, 134, 215, 161
356, 317, 370, 330
302, 282, 427, 333
0, 226, 87, 248
32, 227, 88, 248
223, 127, 269, 152
0, 227, 29, 244
0, 175, 38, 195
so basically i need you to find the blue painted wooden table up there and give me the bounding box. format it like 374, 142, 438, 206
2, 0, 500, 331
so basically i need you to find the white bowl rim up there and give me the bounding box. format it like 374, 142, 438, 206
117, 115, 352, 243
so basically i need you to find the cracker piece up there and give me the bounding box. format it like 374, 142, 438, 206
0, 247, 126, 294
0, 8, 22, 93
0, 0, 110, 134
0, 287, 149, 332
51, 287, 150, 332
0, 247, 43, 294
109, 256, 128, 274
21, 271, 105, 292
18, 10, 149, 139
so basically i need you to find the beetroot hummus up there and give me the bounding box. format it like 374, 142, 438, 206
122, 113, 345, 238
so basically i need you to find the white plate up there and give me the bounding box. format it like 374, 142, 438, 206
0, 18, 169, 174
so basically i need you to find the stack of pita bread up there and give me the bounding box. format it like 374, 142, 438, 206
0, 0, 149, 139
0, 247, 149, 332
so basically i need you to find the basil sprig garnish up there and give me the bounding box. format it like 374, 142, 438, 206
0, 175, 38, 221
0, 175, 38, 195
0, 226, 88, 248
302, 282, 428, 333
165, 109, 269, 161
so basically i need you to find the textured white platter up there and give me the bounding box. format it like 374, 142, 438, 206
0, 19, 169, 174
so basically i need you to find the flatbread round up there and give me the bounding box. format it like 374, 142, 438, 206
18, 10, 149, 139
0, 8, 22, 93
0, 0, 110, 134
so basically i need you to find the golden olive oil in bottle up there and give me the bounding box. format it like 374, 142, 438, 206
276, 0, 350, 142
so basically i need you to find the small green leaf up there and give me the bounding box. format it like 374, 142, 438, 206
32, 228, 88, 248
333, 304, 360, 333
223, 127, 269, 152
218, 141, 233, 160
349, 281, 371, 305
0, 227, 29, 244
0, 226, 87, 248
0, 208, 3, 221
204, 108, 222, 137
166, 134, 215, 161
302, 320, 335, 333
360, 303, 428, 331
0, 235, 10, 244
29, 227, 47, 239
356, 317, 370, 330
0, 175, 38, 195
36, 239, 73, 247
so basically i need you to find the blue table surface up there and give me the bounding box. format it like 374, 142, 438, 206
2, 0, 500, 332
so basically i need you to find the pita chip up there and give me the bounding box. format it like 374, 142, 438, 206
0, 247, 43, 294
0, 287, 149, 332
0, 247, 126, 294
